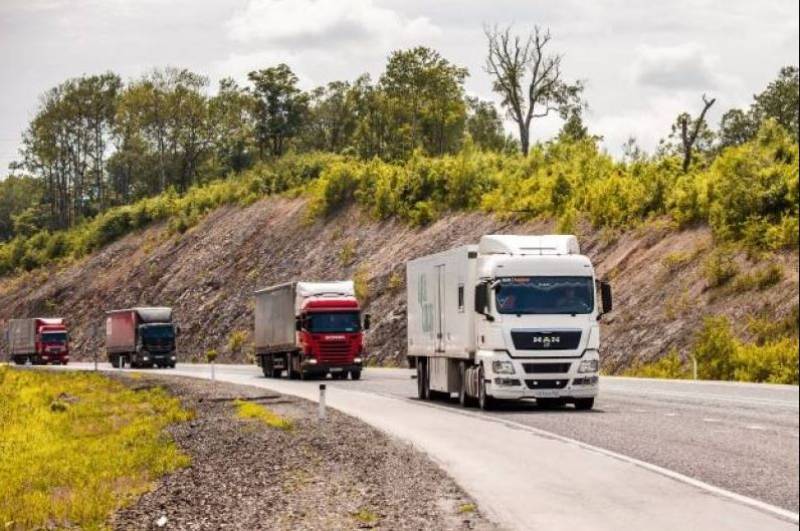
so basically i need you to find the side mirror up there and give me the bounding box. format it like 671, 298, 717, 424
600, 281, 613, 315
474, 282, 495, 322
175, 325, 181, 336
363, 314, 371, 330
295, 318, 302, 332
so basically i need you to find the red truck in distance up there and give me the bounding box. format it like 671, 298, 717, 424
7, 318, 70, 365
254, 281, 369, 380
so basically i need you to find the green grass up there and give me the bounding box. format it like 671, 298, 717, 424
352, 507, 380, 525
233, 400, 294, 431
458, 503, 477, 514
0, 367, 191, 529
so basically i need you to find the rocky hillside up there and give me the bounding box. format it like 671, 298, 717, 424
1, 196, 797, 372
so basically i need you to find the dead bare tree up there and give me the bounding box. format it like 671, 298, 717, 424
678, 94, 716, 173
484, 25, 582, 155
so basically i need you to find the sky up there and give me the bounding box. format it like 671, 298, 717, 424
0, 0, 798, 177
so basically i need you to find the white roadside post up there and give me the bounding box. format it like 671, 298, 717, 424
691, 355, 698, 380
92, 324, 99, 372
318, 384, 327, 420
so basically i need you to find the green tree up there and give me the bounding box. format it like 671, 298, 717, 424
379, 47, 469, 158
301, 80, 360, 153
752, 66, 799, 140
0, 175, 44, 241
248, 64, 309, 158
717, 108, 757, 148
465, 97, 508, 151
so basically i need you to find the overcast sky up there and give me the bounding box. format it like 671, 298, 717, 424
1, 0, 798, 177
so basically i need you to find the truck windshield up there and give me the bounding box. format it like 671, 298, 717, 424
307, 312, 361, 333
141, 325, 175, 340
41, 332, 67, 343
495, 276, 594, 315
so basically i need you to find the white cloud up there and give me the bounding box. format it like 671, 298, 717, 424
226, 0, 439, 49
631, 43, 724, 91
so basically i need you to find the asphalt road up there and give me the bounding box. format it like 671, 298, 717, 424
57, 363, 799, 529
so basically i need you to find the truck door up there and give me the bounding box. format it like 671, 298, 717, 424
436, 265, 445, 353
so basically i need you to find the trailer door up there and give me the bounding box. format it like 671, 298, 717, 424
436, 264, 446, 353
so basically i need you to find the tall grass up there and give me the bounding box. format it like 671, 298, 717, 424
0, 368, 191, 529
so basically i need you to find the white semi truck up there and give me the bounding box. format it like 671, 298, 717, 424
406, 235, 612, 410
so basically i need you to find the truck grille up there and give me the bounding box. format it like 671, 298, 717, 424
522, 363, 572, 374
525, 379, 569, 390
318, 340, 351, 364
511, 331, 581, 350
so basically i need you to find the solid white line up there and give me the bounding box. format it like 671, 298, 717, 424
393, 393, 800, 525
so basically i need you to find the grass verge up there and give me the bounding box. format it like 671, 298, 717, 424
0, 367, 191, 529
234, 399, 294, 431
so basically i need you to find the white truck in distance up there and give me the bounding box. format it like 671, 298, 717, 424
406, 235, 612, 410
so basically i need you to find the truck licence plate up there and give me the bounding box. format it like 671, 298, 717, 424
329, 367, 343, 373
535, 390, 560, 398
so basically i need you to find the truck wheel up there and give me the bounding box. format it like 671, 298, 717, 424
574, 398, 595, 411
458, 362, 472, 407
416, 359, 428, 400
12, 355, 26, 366
350, 370, 362, 381
478, 366, 494, 411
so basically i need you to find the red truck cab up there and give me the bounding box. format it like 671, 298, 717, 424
297, 296, 368, 380
36, 320, 70, 365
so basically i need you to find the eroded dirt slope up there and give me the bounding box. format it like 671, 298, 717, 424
1, 197, 797, 372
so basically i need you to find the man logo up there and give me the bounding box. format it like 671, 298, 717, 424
532, 336, 560, 348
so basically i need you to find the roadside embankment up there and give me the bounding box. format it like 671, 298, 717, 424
112, 373, 494, 531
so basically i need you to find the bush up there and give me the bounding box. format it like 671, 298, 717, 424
227, 330, 249, 354
732, 263, 783, 291
624, 349, 690, 379
690, 315, 798, 384
703, 249, 739, 288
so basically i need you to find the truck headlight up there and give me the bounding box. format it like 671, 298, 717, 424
578, 359, 599, 373
492, 360, 516, 375
353, 357, 362, 364
306, 358, 318, 365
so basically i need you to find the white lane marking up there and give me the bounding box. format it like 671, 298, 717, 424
746, 425, 767, 431
602, 386, 799, 409
664, 412, 677, 417
395, 391, 800, 525
703, 418, 722, 423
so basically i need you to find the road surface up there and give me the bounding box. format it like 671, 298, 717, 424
60, 363, 799, 530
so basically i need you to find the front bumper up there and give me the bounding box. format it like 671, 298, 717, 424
488, 377, 598, 400
481, 350, 599, 400
300, 361, 362, 375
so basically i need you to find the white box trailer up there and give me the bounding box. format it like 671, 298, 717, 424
407, 235, 612, 410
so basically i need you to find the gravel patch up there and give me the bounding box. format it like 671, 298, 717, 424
112, 374, 497, 530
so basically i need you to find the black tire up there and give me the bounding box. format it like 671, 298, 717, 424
416, 358, 428, 400
12, 355, 26, 366
286, 354, 296, 380
574, 398, 595, 411
350, 370, 362, 381
169, 363, 176, 369
478, 366, 494, 411
458, 362, 471, 407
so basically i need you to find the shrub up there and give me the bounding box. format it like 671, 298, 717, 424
703, 249, 739, 288
624, 349, 690, 379
693, 316, 738, 380
353, 265, 371, 305
227, 330, 249, 354
734, 339, 799, 384
732, 263, 783, 292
